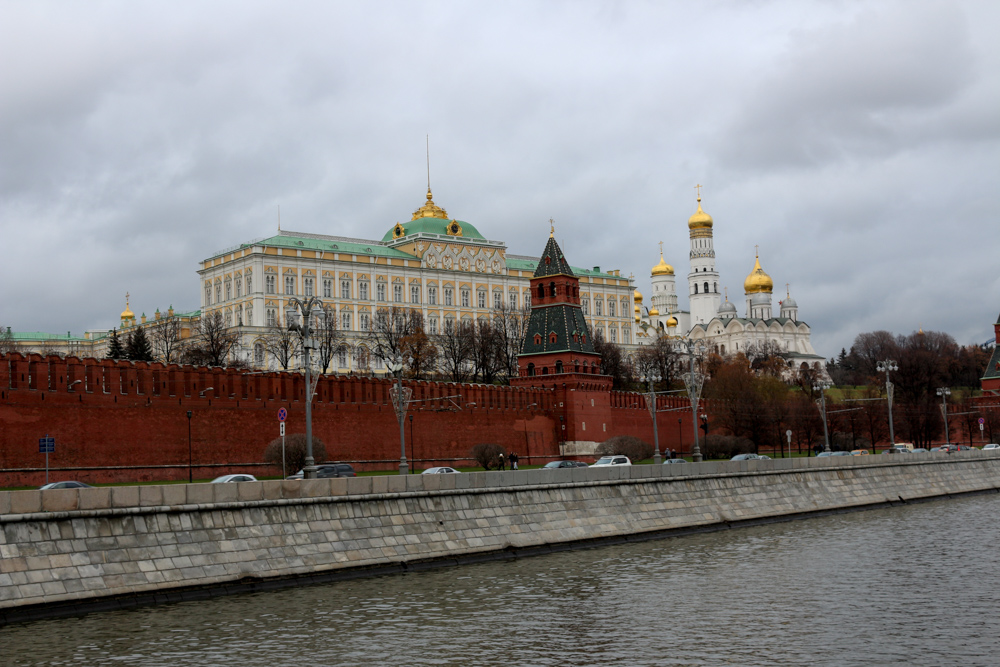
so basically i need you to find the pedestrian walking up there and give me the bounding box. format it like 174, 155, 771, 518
498, 452, 505, 470
511, 452, 519, 470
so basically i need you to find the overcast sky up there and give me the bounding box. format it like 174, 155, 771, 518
2, 0, 998, 357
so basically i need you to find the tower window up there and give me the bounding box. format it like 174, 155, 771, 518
694, 284, 699, 294
704, 282, 709, 293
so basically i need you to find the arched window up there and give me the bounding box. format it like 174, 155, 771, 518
549, 282, 557, 297
538, 284, 545, 299
534, 334, 542, 345
555, 360, 563, 374
704, 282, 709, 294
253, 343, 265, 366
694, 284, 699, 294
713, 282, 718, 293
527, 363, 535, 376
542, 367, 549, 375
549, 332, 558, 344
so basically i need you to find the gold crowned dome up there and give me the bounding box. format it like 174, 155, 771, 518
648, 306, 660, 317
666, 314, 678, 328
120, 293, 135, 320
633, 288, 643, 303
744, 254, 773, 294
411, 188, 449, 220
651, 253, 674, 276
688, 196, 714, 230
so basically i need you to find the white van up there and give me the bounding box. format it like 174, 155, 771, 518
892, 443, 915, 452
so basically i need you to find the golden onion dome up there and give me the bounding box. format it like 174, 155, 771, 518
688, 196, 713, 229
651, 253, 674, 276
120, 294, 135, 320
648, 306, 660, 317
634, 288, 643, 303
634, 303, 641, 314
744, 254, 774, 294
666, 314, 678, 328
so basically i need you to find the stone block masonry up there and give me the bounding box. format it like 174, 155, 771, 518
2, 452, 999, 625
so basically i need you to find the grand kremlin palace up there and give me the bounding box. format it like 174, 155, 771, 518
195, 188, 635, 371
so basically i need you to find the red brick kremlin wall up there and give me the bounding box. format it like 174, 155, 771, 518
0, 353, 699, 487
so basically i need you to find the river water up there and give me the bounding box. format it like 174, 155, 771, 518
3, 494, 998, 666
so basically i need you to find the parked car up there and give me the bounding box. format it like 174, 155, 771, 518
592, 455, 631, 467
421, 467, 459, 474
38, 481, 93, 490
929, 446, 944, 452
831, 451, 852, 457
730, 453, 761, 461
662, 458, 688, 464
759, 454, 772, 460
210, 474, 257, 483
850, 449, 870, 456
543, 460, 589, 468
911, 448, 928, 453
287, 463, 356, 480
983, 443, 1000, 451
816, 452, 835, 457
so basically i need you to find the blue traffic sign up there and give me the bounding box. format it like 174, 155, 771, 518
278, 408, 287, 422
38, 436, 55, 453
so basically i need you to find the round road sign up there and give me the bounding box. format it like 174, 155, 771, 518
979, 418, 986, 425
278, 408, 288, 422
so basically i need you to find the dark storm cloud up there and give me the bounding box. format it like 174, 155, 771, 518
0, 0, 997, 358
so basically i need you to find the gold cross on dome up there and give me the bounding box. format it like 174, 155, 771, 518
549, 218, 554, 237
125, 291, 130, 306
755, 244, 759, 258
694, 184, 703, 199
658, 240, 663, 255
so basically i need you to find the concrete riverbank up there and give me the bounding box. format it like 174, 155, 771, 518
2, 452, 999, 625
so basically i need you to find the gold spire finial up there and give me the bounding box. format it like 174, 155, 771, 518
786, 283, 790, 298
126, 292, 130, 307
278, 205, 281, 232
658, 240, 664, 256
549, 218, 554, 237
426, 134, 430, 191
724, 286, 729, 302
755, 244, 759, 258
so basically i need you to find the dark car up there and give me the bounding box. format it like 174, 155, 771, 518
38, 481, 93, 490
287, 463, 356, 480
543, 460, 589, 468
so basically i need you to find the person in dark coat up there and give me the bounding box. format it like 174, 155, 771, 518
498, 452, 505, 470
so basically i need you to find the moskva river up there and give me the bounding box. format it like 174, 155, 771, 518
3, 494, 998, 666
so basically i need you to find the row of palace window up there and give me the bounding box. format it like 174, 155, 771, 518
580, 297, 628, 318
207, 274, 254, 306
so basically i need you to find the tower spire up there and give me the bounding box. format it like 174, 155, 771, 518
549, 218, 555, 238
426, 134, 431, 192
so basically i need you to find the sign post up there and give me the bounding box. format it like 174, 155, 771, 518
38, 435, 55, 485
980, 418, 985, 445
278, 409, 288, 478
785, 429, 792, 459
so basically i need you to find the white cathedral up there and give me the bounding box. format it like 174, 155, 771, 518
634, 192, 825, 372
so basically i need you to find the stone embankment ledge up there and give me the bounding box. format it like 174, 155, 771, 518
2, 452, 999, 625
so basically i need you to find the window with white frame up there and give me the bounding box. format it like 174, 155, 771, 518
304, 277, 314, 297
444, 287, 453, 306
610, 326, 617, 343
266, 308, 277, 327
205, 284, 212, 305
246, 273, 252, 294
235, 276, 242, 298
428, 286, 437, 305
429, 317, 438, 334
360, 312, 370, 331
246, 304, 253, 325
323, 278, 332, 298
509, 291, 517, 308
225, 279, 231, 301
477, 290, 486, 308
225, 311, 232, 327
410, 285, 420, 304
359, 280, 369, 300
284, 276, 295, 295
461, 288, 470, 307
340, 279, 351, 299
493, 291, 502, 309
595, 298, 602, 316
582, 298, 589, 315
393, 283, 403, 302
216, 283, 222, 303
341, 311, 351, 330
525, 292, 531, 308
608, 299, 615, 317
444, 316, 454, 333
377, 282, 386, 301
236, 305, 243, 325
254, 343, 265, 366
266, 275, 275, 294
338, 346, 348, 368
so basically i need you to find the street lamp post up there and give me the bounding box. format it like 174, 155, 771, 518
876, 359, 898, 445
814, 381, 832, 453
187, 410, 193, 482
387, 353, 412, 474
679, 340, 706, 462
409, 414, 415, 471
937, 387, 952, 446
640, 370, 662, 465
286, 296, 324, 479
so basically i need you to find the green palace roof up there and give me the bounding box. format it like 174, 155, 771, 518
380, 218, 486, 243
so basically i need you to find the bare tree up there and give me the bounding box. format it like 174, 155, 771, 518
366, 306, 418, 367
744, 339, 787, 377
634, 336, 679, 389
314, 306, 344, 374
150, 317, 183, 364
593, 329, 633, 389
470, 317, 502, 384
491, 302, 532, 382
0, 326, 17, 355
181, 310, 241, 367
437, 320, 474, 383
264, 320, 301, 371
400, 312, 438, 379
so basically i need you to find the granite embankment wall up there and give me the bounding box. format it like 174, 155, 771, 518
3, 452, 998, 624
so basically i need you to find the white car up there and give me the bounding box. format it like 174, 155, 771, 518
210, 474, 258, 483
421, 467, 459, 474
983, 444, 1000, 451
592, 455, 631, 467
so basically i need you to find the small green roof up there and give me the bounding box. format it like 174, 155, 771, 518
247, 234, 413, 260
380, 218, 485, 243
10, 331, 88, 342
